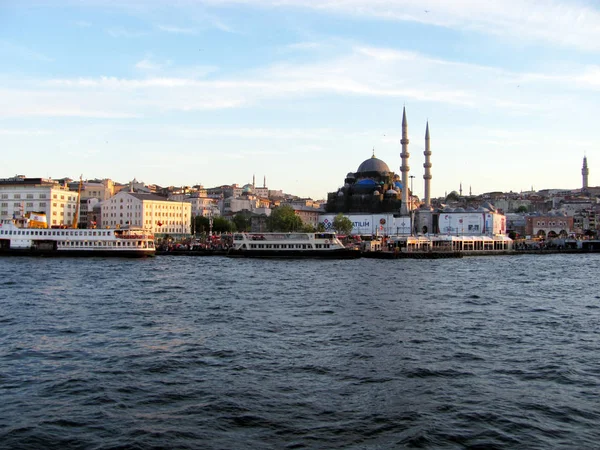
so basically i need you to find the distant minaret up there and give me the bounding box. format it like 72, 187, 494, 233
423, 122, 432, 207
469, 185, 472, 196
459, 182, 463, 197
263, 176, 266, 188
400, 107, 410, 214
582, 156, 589, 190
252, 174, 255, 189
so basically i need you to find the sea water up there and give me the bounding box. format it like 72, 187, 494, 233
1, 254, 599, 449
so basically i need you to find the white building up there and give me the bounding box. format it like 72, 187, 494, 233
0, 176, 79, 227
101, 191, 191, 237
171, 193, 221, 218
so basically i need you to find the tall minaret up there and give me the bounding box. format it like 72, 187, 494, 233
582, 156, 589, 190
252, 174, 255, 189
263, 175, 266, 188
400, 107, 410, 215
423, 121, 432, 207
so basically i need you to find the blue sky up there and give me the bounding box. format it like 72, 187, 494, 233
1, 0, 599, 200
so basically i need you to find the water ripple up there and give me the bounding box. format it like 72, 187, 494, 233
1, 255, 600, 448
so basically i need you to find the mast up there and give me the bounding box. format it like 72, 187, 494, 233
72, 174, 83, 228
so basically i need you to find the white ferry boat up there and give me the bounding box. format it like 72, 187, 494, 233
228, 232, 361, 259
0, 213, 155, 257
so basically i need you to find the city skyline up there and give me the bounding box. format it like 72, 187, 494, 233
1, 0, 599, 200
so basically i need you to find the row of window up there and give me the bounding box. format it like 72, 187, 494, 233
57, 241, 151, 248
0, 229, 113, 236
535, 221, 567, 227
0, 194, 49, 199
248, 243, 332, 249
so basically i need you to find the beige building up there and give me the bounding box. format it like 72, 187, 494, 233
0, 176, 79, 227
101, 191, 191, 237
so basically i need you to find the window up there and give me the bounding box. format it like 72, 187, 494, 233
14, 194, 21, 199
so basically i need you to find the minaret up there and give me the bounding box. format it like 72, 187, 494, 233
423, 121, 432, 207
263, 176, 266, 188
459, 182, 463, 197
400, 107, 410, 215
582, 156, 589, 190
252, 174, 255, 189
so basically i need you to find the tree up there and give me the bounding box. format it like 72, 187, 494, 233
267, 204, 303, 232
192, 215, 210, 235
332, 213, 353, 235
233, 212, 251, 232
516, 205, 528, 213
212, 216, 234, 233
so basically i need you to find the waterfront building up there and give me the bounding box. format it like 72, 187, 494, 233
66, 178, 117, 228
525, 211, 573, 238
0, 176, 79, 227
100, 191, 191, 238
291, 204, 323, 229
183, 194, 221, 218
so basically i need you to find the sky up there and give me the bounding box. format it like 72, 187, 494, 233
1, 0, 599, 200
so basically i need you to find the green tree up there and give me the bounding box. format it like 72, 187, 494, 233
212, 216, 234, 233
316, 222, 326, 232
332, 213, 354, 235
233, 212, 252, 232
192, 215, 210, 235
516, 205, 529, 213
267, 204, 303, 232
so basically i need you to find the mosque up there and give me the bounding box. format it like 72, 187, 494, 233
320, 107, 507, 236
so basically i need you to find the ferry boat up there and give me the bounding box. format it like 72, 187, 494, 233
227, 232, 361, 259
0, 213, 155, 257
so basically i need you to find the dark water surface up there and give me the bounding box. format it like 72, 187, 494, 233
1, 254, 600, 449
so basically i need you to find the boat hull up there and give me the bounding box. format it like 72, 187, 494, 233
0, 248, 155, 258
227, 248, 361, 259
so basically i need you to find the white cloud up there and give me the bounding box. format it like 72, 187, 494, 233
200, 0, 600, 51
1, 42, 597, 119
157, 24, 197, 34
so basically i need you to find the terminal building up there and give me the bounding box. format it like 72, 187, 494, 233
0, 176, 79, 227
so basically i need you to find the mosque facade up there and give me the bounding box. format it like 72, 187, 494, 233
319, 107, 507, 236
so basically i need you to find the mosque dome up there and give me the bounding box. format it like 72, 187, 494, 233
242, 183, 253, 193
356, 155, 390, 174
